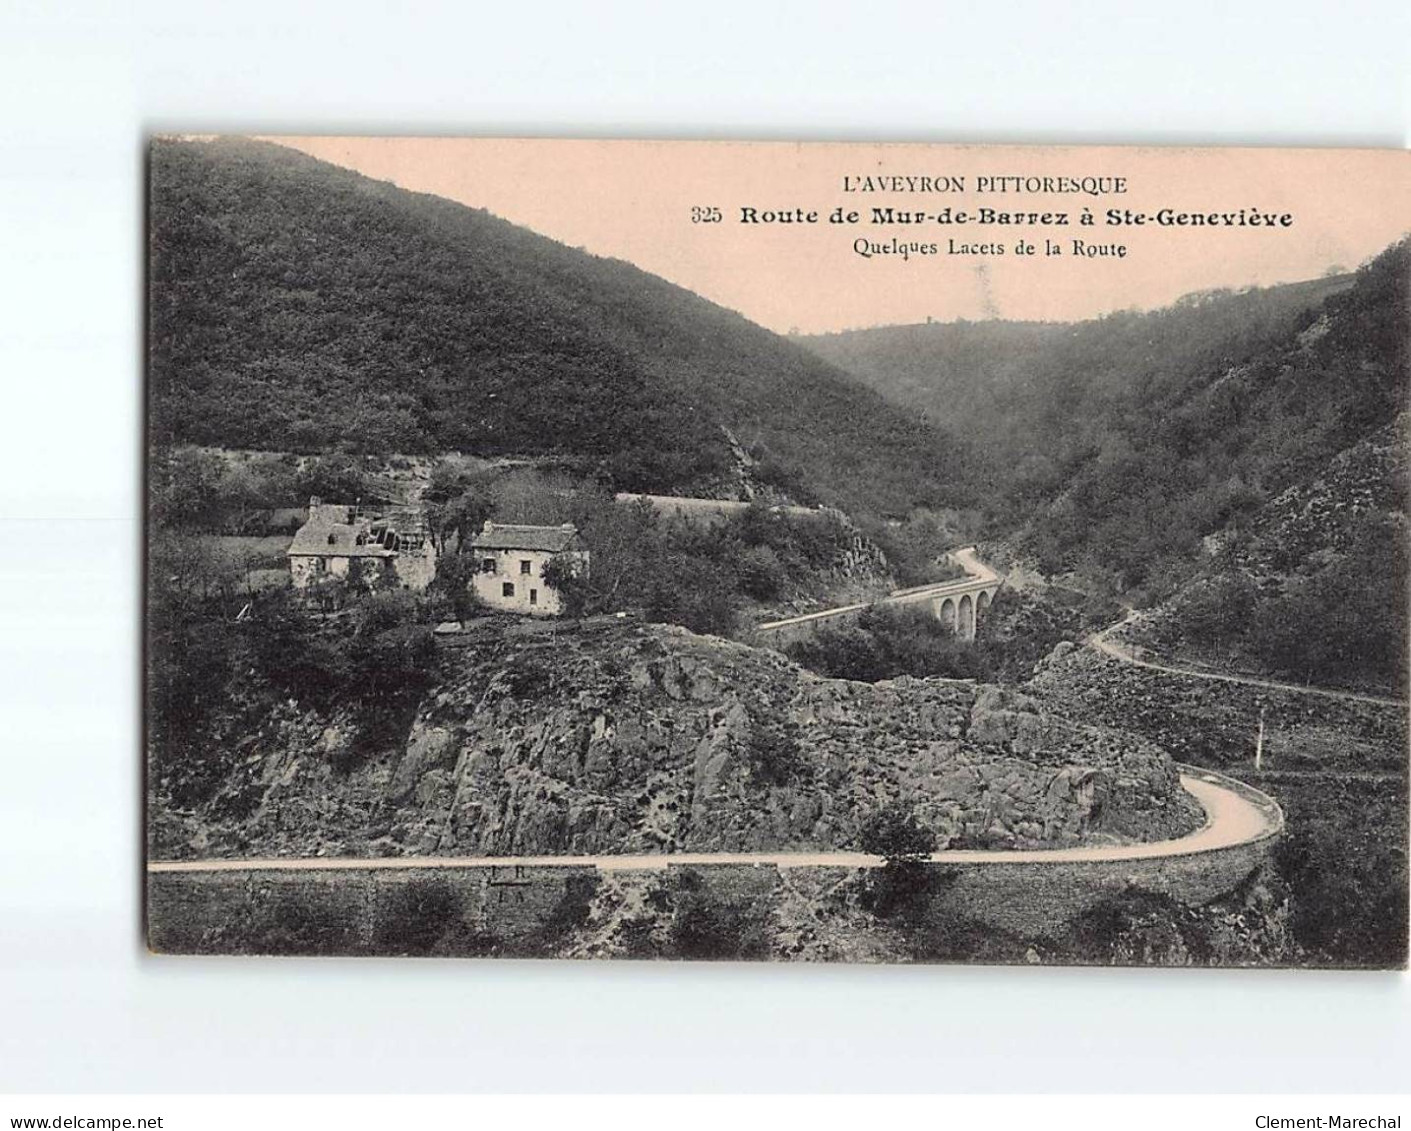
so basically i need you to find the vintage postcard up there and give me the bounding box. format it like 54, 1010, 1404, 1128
145, 137, 1409, 966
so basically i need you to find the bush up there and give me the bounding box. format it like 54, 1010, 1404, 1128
737, 544, 786, 602
355, 590, 421, 637
293, 454, 372, 504
645, 555, 738, 637
858, 806, 942, 923
427, 550, 483, 621
787, 604, 984, 683
541, 554, 590, 617
860, 805, 937, 863
345, 624, 438, 756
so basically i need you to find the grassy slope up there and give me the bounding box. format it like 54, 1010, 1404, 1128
149, 137, 974, 517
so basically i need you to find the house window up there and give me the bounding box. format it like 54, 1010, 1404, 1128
519, 559, 532, 575
529, 588, 538, 606
502, 582, 515, 598
481, 558, 496, 573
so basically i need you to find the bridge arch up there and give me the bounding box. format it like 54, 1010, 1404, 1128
976, 589, 991, 627
958, 593, 975, 639
938, 597, 956, 631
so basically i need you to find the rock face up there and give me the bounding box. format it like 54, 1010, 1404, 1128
157, 621, 1203, 860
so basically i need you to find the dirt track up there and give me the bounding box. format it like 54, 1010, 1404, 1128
1088, 608, 1407, 709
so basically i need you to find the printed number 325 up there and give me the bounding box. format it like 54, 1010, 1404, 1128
691, 206, 722, 223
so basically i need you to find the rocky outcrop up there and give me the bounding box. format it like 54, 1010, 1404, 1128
155, 621, 1203, 860
1045, 864, 1300, 967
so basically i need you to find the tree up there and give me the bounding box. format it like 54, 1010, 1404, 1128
860, 805, 937, 864
427, 551, 482, 621
150, 447, 226, 530
737, 544, 786, 602
294, 454, 370, 503
566, 493, 658, 612
859, 805, 941, 921
645, 555, 738, 637
541, 554, 590, 618
1180, 572, 1257, 656
423, 464, 497, 553
430, 488, 495, 554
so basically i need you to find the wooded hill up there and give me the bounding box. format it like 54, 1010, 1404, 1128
148, 138, 973, 517
806, 242, 1410, 690
805, 245, 1407, 587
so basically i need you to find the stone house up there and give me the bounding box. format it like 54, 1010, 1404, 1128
469, 521, 588, 616
287, 497, 437, 592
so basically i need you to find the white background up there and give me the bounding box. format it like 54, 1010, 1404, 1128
1, 0, 1407, 1095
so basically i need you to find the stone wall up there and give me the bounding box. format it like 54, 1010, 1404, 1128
148, 768, 1281, 956
392, 544, 437, 592
148, 863, 600, 955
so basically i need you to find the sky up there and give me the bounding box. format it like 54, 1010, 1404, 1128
273, 137, 1408, 334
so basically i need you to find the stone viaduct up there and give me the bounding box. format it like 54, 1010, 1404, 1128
755, 545, 1001, 647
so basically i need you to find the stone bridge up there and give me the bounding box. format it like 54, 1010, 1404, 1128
755, 545, 1001, 646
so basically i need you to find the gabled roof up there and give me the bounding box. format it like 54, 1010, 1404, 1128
288, 521, 395, 557
469, 522, 584, 553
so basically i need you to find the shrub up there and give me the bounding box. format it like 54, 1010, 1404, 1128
293, 454, 372, 504
860, 805, 937, 863
644, 555, 738, 637
427, 550, 483, 621
541, 554, 590, 617
346, 624, 438, 756
737, 544, 786, 602
786, 604, 984, 683
355, 590, 421, 637
859, 805, 942, 921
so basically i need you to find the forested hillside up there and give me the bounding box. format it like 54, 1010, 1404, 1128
803, 272, 1357, 498
807, 241, 1409, 691
149, 138, 973, 516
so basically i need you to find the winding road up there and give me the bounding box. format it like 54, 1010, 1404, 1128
148, 772, 1280, 875
151, 550, 1302, 883
1088, 608, 1408, 708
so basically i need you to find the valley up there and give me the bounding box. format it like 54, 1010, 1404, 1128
144, 136, 1408, 968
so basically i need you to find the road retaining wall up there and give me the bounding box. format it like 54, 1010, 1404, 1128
148, 769, 1282, 955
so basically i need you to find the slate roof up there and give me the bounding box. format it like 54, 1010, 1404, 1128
469, 523, 583, 553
